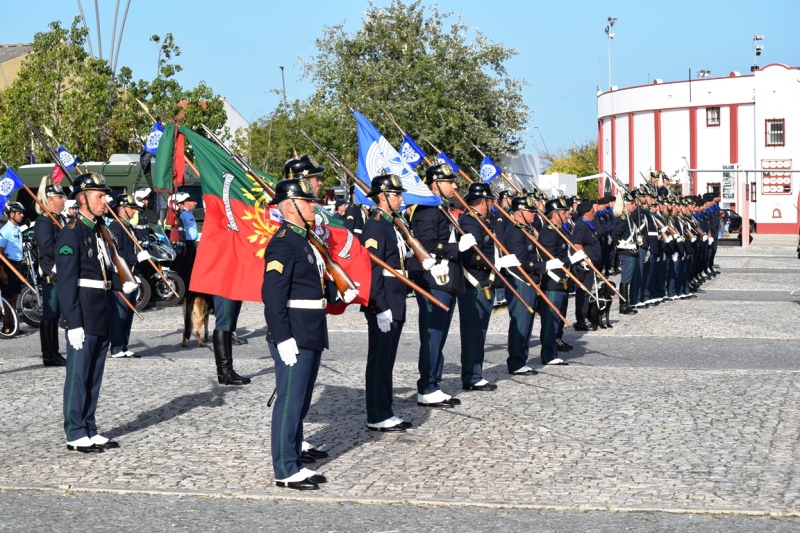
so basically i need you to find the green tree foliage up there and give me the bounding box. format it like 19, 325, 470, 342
541, 140, 599, 199
0, 21, 226, 168
247, 0, 529, 185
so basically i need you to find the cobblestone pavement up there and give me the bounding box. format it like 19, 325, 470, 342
1, 244, 799, 531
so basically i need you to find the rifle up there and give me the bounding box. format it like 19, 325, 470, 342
200, 124, 357, 296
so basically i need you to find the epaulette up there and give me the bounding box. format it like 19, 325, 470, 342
372, 211, 382, 221
66, 219, 78, 230
620, 214, 627, 220
276, 229, 287, 238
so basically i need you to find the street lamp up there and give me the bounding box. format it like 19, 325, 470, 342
604, 17, 617, 90
279, 65, 287, 106
752, 35, 764, 72
697, 69, 711, 78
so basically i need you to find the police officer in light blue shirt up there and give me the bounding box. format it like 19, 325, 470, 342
0, 201, 25, 334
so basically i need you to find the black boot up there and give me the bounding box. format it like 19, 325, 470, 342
41, 321, 65, 367
618, 283, 637, 315
213, 330, 249, 385
49, 320, 66, 364
226, 331, 251, 384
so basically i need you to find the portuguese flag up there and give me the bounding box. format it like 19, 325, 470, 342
162, 125, 371, 308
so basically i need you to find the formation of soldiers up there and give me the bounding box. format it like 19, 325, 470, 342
0, 157, 723, 492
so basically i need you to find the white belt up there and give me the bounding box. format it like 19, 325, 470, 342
78, 279, 111, 291
382, 269, 407, 277
647, 232, 659, 236
287, 299, 326, 309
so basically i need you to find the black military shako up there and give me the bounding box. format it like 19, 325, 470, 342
359, 209, 406, 321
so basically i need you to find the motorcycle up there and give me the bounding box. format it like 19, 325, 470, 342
16, 225, 42, 328
135, 223, 185, 311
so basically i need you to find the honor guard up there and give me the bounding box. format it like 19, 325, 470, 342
343, 185, 366, 235
458, 183, 512, 391
0, 201, 26, 335
359, 174, 412, 431
263, 178, 356, 490
538, 199, 572, 364
34, 178, 68, 365
571, 200, 601, 331
408, 163, 466, 408
56, 173, 137, 453
500, 195, 542, 375
108, 193, 150, 358
611, 191, 640, 314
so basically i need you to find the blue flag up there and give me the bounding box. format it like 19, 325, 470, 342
354, 110, 440, 207
399, 134, 426, 169
479, 155, 502, 183
435, 152, 461, 174
144, 122, 164, 155
56, 146, 80, 171
0, 167, 24, 213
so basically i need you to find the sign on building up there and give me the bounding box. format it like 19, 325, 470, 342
722, 164, 736, 201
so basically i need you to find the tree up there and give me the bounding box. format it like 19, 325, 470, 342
254, 0, 529, 186
541, 140, 599, 199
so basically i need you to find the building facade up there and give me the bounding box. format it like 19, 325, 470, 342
597, 63, 800, 234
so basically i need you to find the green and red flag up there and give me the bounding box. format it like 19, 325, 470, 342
151, 122, 185, 193
175, 126, 371, 308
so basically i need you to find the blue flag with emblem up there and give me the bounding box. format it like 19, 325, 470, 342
354, 110, 440, 207
435, 151, 461, 174
56, 145, 81, 171
144, 122, 164, 155
0, 167, 24, 213
479, 155, 502, 183
399, 134, 426, 169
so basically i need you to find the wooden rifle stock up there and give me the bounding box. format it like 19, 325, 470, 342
97, 224, 143, 321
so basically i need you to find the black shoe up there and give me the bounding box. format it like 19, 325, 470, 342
417, 398, 461, 408
463, 382, 498, 391
91, 439, 120, 449
573, 321, 591, 332
43, 354, 67, 367
308, 474, 327, 484
66, 444, 104, 453
276, 479, 319, 490
299, 451, 316, 464
368, 424, 406, 432
619, 307, 638, 315
509, 368, 538, 375
305, 448, 329, 459
555, 339, 573, 352
231, 332, 249, 345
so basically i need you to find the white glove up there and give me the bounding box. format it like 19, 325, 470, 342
702, 235, 708, 242
122, 281, 138, 294
421, 257, 436, 271
665, 236, 674, 243
672, 252, 679, 262
495, 254, 521, 269
277, 338, 299, 366
137, 250, 150, 263
342, 285, 359, 304
579, 261, 591, 271
545, 258, 564, 271
569, 250, 586, 265
660, 226, 669, 234
708, 236, 714, 244
431, 261, 450, 285
607, 236, 612, 245
68, 327, 84, 350
645, 251, 651, 262
376, 309, 392, 333
458, 233, 477, 252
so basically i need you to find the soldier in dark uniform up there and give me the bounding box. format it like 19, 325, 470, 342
57, 173, 138, 452
538, 199, 572, 365
458, 183, 518, 391
343, 185, 365, 236
408, 163, 467, 408
638, 187, 661, 307
571, 200, 601, 331
108, 193, 150, 358
611, 191, 640, 314
498, 195, 541, 375
359, 174, 412, 431
263, 178, 357, 490
34, 177, 67, 366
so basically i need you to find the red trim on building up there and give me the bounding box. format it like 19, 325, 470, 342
628, 113, 635, 189
729, 104, 739, 164
654, 110, 662, 171
756, 223, 797, 235
597, 119, 604, 197
611, 115, 617, 182
597, 101, 753, 121
689, 107, 697, 196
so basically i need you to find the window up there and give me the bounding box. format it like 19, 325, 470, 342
707, 182, 720, 197
706, 107, 720, 127
765, 119, 785, 147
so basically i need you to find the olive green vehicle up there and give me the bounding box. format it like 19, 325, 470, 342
11, 154, 204, 229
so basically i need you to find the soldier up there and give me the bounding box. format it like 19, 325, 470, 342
538, 199, 573, 364
500, 195, 542, 375
332, 199, 346, 221
343, 185, 366, 235
212, 296, 251, 385
408, 163, 470, 408
34, 177, 68, 366
571, 200, 601, 331
359, 174, 412, 431
0, 201, 26, 335
458, 183, 518, 391
612, 191, 640, 314
56, 173, 137, 452
263, 178, 357, 490
108, 193, 150, 358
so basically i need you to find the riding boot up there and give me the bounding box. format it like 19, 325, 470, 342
213, 330, 248, 385
40, 321, 65, 366
225, 330, 251, 384
618, 283, 637, 315
49, 320, 66, 364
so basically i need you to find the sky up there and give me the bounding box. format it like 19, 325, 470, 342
3, 0, 799, 160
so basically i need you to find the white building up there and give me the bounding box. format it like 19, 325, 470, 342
597, 63, 800, 235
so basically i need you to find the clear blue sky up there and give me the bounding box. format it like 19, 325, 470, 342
4, 0, 799, 158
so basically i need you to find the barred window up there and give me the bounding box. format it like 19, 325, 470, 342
706, 107, 720, 127
765, 119, 785, 147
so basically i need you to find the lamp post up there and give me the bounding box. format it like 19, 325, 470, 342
752, 35, 764, 71
604, 17, 617, 90
279, 66, 288, 106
